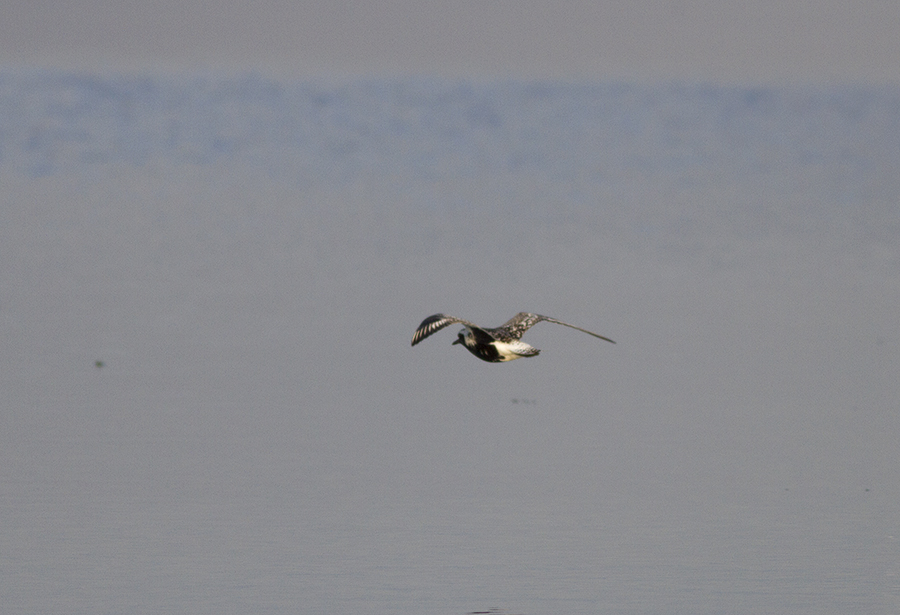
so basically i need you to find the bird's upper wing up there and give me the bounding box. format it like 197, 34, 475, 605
498, 312, 615, 343
496, 312, 546, 340
411, 314, 484, 346
536, 314, 616, 344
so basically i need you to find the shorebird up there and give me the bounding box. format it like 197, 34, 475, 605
411, 312, 614, 363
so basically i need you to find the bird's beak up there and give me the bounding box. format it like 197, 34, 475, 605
452, 338, 461, 345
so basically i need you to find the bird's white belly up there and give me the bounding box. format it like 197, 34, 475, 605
491, 340, 538, 361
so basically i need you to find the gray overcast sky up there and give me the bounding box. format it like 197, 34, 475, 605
2, 1, 900, 82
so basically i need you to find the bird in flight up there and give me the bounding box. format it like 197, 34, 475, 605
411, 312, 614, 363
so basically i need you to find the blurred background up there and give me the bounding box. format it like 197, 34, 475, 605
1, 3, 899, 614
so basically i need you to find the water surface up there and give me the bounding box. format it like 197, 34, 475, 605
1, 73, 899, 614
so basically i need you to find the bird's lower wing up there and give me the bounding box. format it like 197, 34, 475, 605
411, 314, 480, 346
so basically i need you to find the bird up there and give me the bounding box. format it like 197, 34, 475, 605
411, 312, 614, 363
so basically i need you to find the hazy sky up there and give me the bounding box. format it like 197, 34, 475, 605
3, 1, 900, 82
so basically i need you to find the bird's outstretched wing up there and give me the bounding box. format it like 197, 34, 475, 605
411, 314, 483, 346
500, 312, 615, 344
496, 312, 546, 340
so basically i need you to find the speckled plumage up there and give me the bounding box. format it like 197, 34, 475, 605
411, 312, 615, 363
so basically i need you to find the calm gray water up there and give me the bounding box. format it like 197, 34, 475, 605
1, 73, 899, 614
